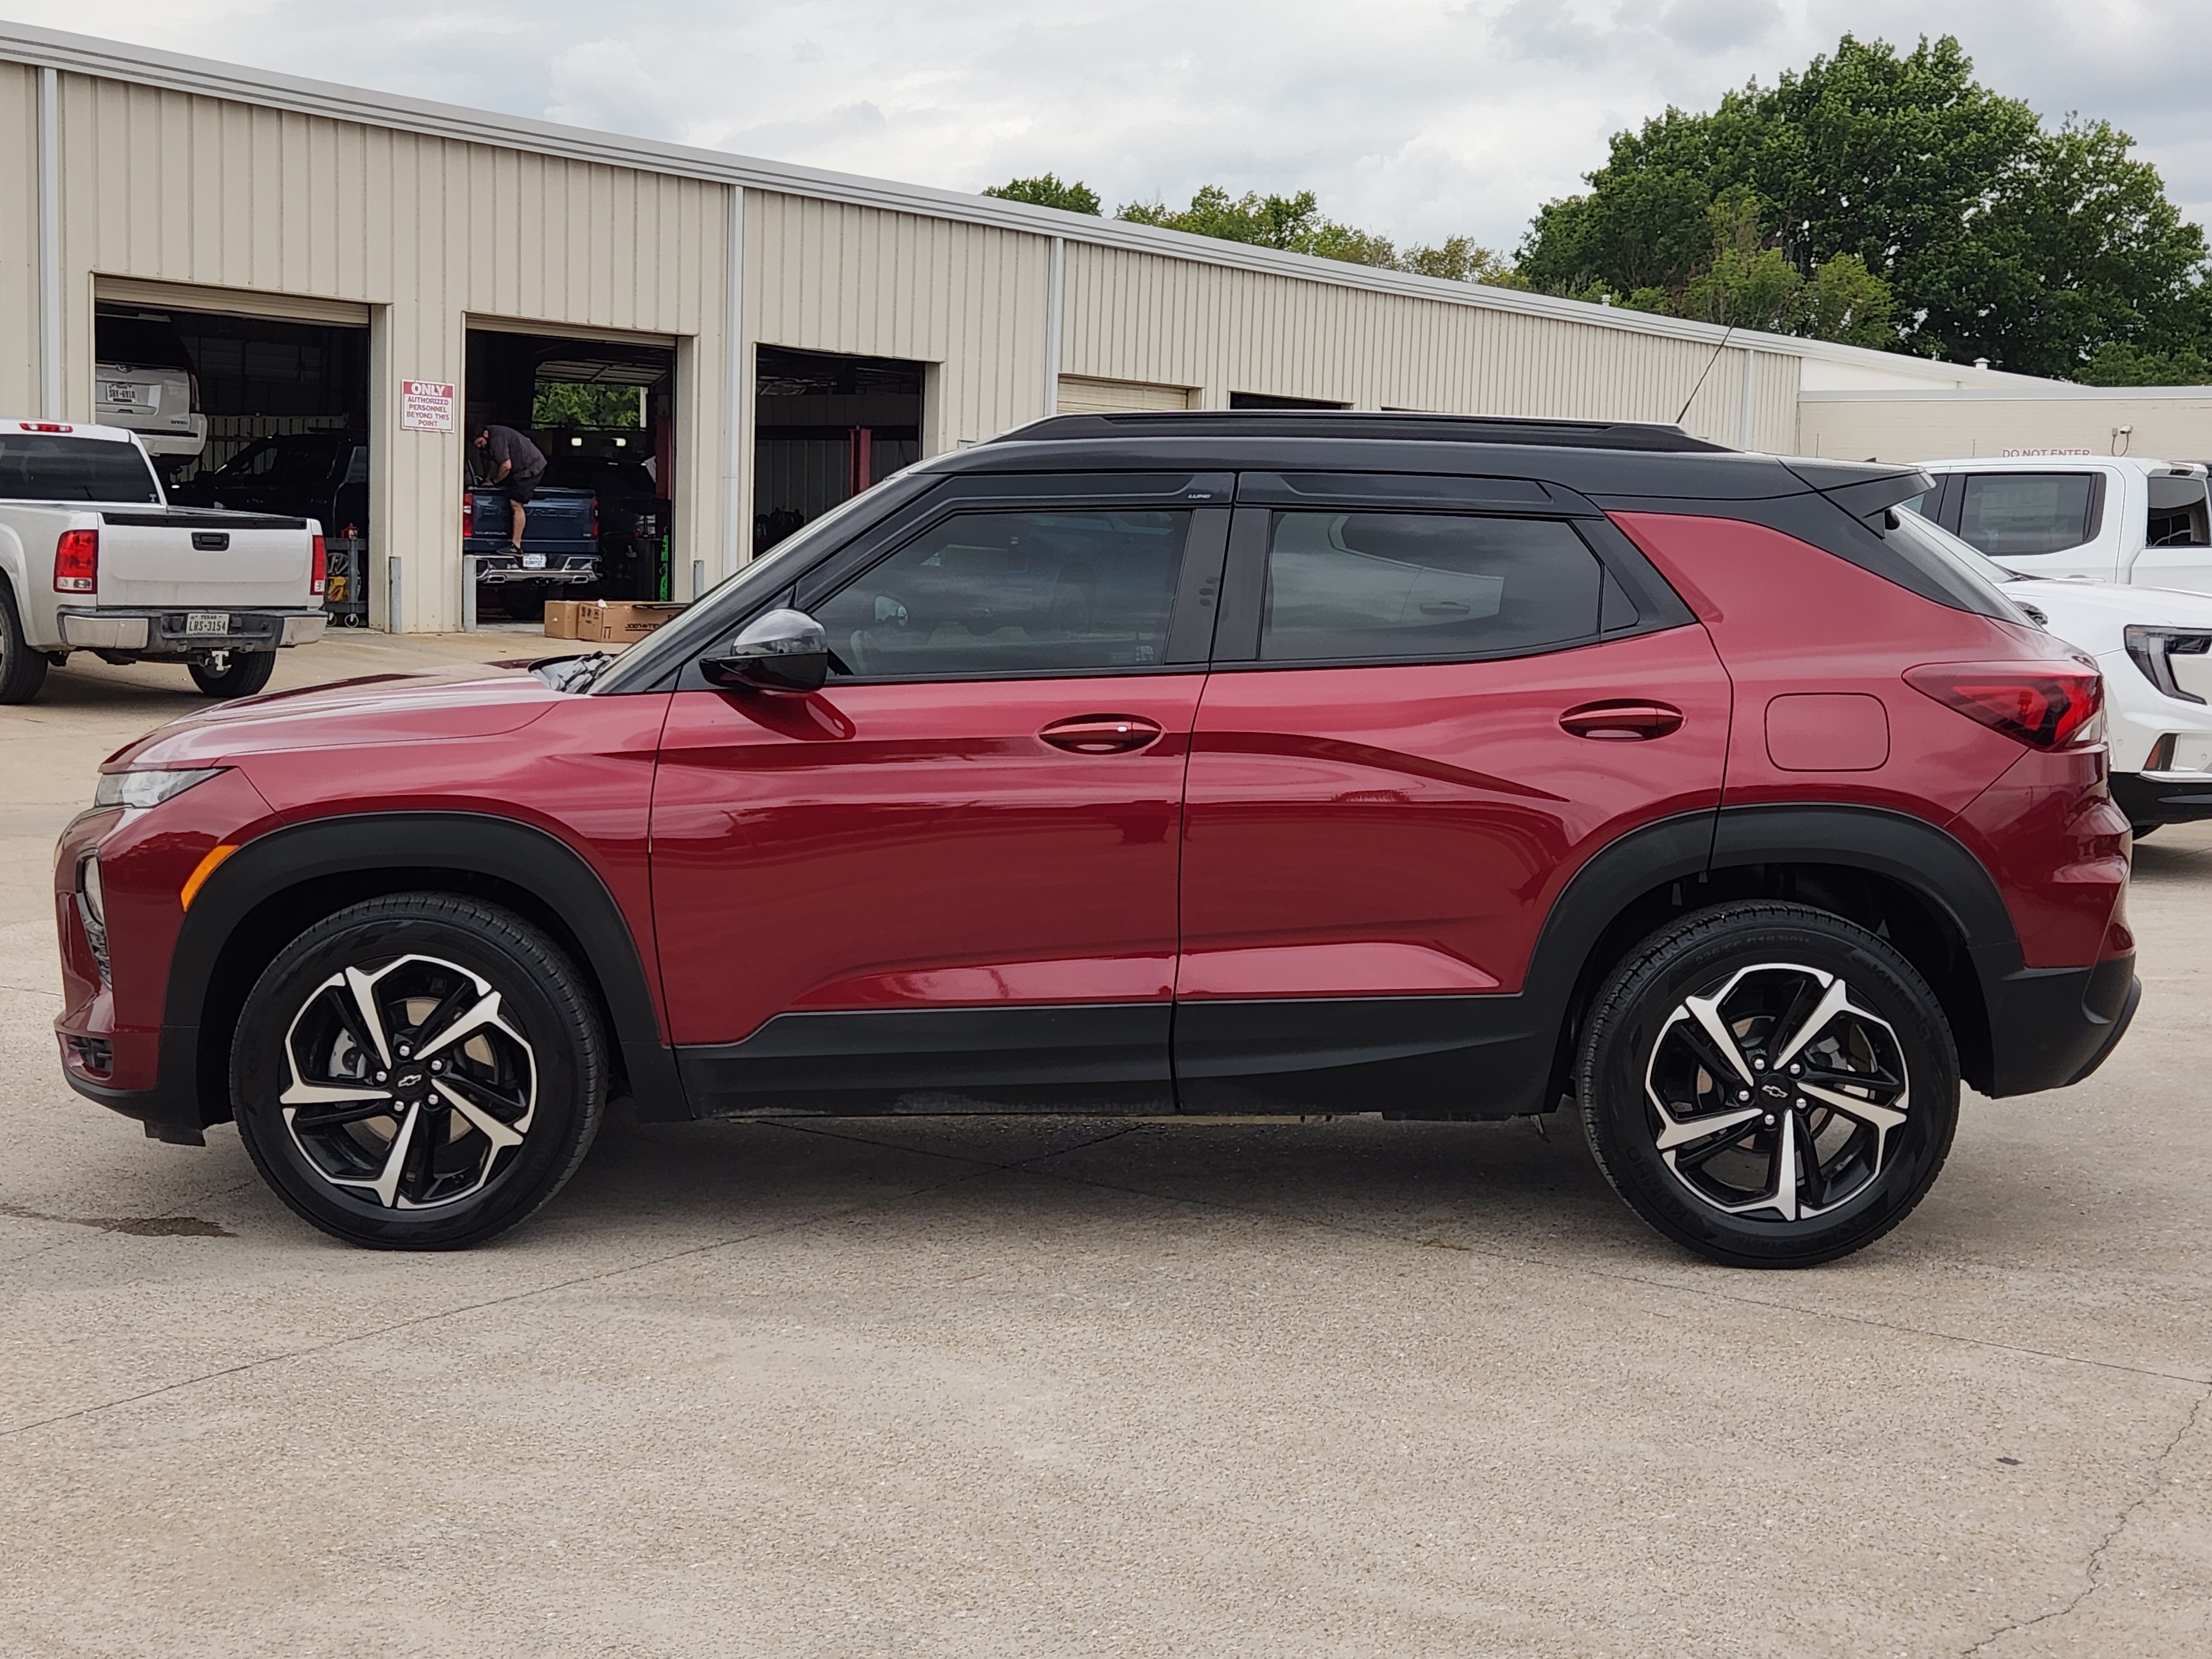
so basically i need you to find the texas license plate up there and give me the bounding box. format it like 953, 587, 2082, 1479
104, 383, 142, 404
184, 612, 231, 635
521, 553, 546, 570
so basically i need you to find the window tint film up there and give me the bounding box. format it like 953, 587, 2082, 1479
818, 509, 1191, 679
1957, 473, 2096, 556
0, 435, 161, 503
1259, 512, 1603, 662
2147, 474, 2211, 549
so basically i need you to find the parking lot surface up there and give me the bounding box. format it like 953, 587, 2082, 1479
2, 637, 2206, 1658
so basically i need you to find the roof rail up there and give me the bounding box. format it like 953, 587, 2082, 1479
986, 410, 1736, 453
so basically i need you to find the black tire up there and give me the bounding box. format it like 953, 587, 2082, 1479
499, 582, 548, 622
189, 651, 277, 698
229, 893, 608, 1249
2131, 823, 2159, 841
0, 583, 49, 704
1577, 901, 1959, 1269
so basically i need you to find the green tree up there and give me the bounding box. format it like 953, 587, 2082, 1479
983, 174, 1102, 215
1118, 185, 1520, 285
533, 382, 643, 429
1518, 32, 2211, 376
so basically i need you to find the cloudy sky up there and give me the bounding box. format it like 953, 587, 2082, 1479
4, 0, 2206, 255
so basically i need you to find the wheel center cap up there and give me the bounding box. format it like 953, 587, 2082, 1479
1761, 1082, 1790, 1100
396, 1070, 425, 1093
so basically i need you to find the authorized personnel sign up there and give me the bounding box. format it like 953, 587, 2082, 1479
400, 380, 456, 433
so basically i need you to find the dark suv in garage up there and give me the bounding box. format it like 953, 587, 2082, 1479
54, 413, 2137, 1265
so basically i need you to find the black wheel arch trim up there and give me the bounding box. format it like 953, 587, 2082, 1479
152, 812, 686, 1135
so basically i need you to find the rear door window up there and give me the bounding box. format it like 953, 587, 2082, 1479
1257, 512, 1604, 662
1956, 473, 2100, 556
816, 508, 1192, 679
2147, 474, 2211, 548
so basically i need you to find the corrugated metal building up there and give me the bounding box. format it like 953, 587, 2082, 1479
0, 21, 2128, 631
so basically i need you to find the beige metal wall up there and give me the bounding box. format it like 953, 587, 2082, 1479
1060, 244, 1802, 450
7, 54, 1832, 633
1799, 393, 2212, 464
0, 66, 40, 418
27, 63, 729, 632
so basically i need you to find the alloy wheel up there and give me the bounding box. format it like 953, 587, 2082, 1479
279, 953, 538, 1209
1642, 961, 1911, 1222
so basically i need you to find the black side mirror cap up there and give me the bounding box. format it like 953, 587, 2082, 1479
702, 607, 830, 694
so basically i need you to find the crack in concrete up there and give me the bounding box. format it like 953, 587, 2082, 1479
0, 1201, 232, 1237
0, 1123, 1136, 1442
1957, 1385, 2209, 1656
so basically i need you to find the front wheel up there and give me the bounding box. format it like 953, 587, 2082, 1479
229, 894, 608, 1249
1577, 901, 1959, 1268
189, 650, 276, 698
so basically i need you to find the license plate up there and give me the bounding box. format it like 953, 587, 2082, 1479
521, 553, 546, 570
184, 613, 231, 636
103, 383, 142, 404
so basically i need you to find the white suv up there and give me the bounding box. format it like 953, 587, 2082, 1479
1897, 504, 2212, 833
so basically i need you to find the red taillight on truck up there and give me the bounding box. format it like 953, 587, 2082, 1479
1905, 660, 2105, 750
310, 534, 328, 598
54, 528, 98, 593
461, 493, 473, 538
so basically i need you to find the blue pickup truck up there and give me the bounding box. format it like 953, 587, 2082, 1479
464, 483, 596, 620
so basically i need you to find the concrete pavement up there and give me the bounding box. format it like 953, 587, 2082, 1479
1, 634, 2205, 1657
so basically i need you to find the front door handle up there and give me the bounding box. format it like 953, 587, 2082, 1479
1559, 700, 1685, 741
1039, 714, 1165, 755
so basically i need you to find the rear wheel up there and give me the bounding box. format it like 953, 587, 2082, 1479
189, 650, 276, 698
1577, 901, 1959, 1267
229, 894, 607, 1249
0, 583, 49, 704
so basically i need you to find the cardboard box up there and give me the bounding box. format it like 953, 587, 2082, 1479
572, 601, 685, 644
541, 599, 583, 639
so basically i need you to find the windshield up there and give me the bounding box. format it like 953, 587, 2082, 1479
0, 434, 163, 503
1890, 505, 2022, 587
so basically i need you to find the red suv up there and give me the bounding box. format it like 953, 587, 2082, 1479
54, 414, 2137, 1265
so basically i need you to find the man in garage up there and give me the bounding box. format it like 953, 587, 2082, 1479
470, 419, 548, 553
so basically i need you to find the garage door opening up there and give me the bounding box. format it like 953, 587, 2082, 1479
464, 328, 677, 622
98, 302, 371, 621
755, 346, 924, 554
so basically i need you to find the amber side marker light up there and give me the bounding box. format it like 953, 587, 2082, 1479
179, 843, 240, 911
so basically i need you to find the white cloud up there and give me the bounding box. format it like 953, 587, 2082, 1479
2, 0, 2206, 250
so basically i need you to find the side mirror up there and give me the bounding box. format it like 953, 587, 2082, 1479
702, 607, 830, 694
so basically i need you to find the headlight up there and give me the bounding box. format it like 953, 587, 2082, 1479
2123, 627, 2212, 706
92, 766, 226, 810
77, 853, 104, 926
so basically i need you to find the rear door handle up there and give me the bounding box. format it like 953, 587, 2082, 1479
1559, 700, 1685, 740
1039, 714, 1165, 755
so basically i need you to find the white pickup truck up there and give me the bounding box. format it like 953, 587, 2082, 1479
1911, 455, 2212, 593
0, 421, 326, 704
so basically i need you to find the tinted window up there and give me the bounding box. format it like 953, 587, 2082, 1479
0, 435, 161, 503
1957, 473, 2097, 556
819, 509, 1190, 679
2147, 474, 2210, 548
1259, 512, 1603, 662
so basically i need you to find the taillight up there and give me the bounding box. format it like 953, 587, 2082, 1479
461, 493, 473, 538
592, 500, 601, 542
19, 420, 72, 434
1905, 660, 2105, 750
310, 534, 328, 598
54, 528, 98, 593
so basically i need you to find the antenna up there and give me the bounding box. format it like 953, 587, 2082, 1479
1675, 325, 1737, 426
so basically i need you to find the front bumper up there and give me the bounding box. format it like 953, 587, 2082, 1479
59, 608, 326, 654
1981, 952, 2141, 1095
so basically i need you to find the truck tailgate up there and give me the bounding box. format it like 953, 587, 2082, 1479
97, 510, 312, 608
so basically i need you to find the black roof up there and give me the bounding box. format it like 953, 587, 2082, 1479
990, 411, 1732, 453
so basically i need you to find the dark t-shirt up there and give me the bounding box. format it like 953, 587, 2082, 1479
483, 425, 546, 480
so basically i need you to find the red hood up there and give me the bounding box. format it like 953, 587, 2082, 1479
107, 664, 567, 769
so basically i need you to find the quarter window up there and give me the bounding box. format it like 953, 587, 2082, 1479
1259, 512, 1605, 662
1957, 473, 2099, 556
2147, 474, 2210, 549
817, 508, 1191, 679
